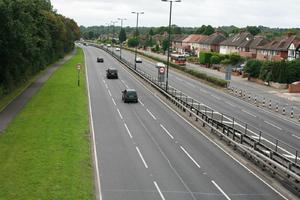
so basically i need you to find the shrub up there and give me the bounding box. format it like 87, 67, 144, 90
244, 60, 262, 78
199, 52, 213, 65
286, 60, 300, 83
210, 55, 221, 64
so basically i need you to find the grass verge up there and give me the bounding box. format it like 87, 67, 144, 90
0, 48, 93, 200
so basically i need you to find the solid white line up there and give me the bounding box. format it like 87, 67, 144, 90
242, 109, 257, 118
136, 146, 148, 168
108, 89, 112, 96
292, 134, 300, 140
180, 146, 201, 168
211, 94, 221, 100
153, 181, 166, 200
84, 49, 102, 200
105, 84, 108, 89
211, 180, 231, 200
124, 123, 133, 138
225, 101, 236, 107
146, 109, 157, 120
160, 124, 174, 139
117, 108, 123, 120
109, 52, 289, 200
112, 98, 116, 106
139, 99, 145, 106
264, 121, 282, 130
102, 79, 105, 84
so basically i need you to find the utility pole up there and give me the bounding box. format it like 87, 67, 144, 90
132, 11, 144, 70
118, 18, 127, 59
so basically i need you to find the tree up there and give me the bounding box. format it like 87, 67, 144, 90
127, 37, 139, 47
119, 28, 127, 43
203, 25, 215, 35
195, 25, 206, 34
149, 28, 154, 36
246, 26, 261, 36
162, 39, 169, 54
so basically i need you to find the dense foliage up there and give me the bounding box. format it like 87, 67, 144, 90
199, 52, 243, 67
0, 0, 80, 96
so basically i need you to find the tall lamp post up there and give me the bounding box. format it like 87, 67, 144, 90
132, 11, 144, 70
118, 18, 127, 59
105, 22, 110, 41
162, 0, 181, 92
111, 21, 118, 44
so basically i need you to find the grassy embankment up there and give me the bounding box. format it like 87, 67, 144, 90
0, 48, 93, 200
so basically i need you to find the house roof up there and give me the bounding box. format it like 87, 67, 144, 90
172, 34, 188, 42
220, 32, 253, 47
182, 34, 208, 43
256, 35, 297, 51
199, 32, 226, 45
249, 36, 269, 49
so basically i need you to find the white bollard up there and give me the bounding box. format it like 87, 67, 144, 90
282, 106, 286, 115
291, 108, 294, 118
262, 98, 265, 107
276, 104, 279, 112
269, 100, 272, 109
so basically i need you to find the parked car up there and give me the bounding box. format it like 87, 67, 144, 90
106, 68, 118, 79
135, 57, 142, 63
97, 57, 104, 63
115, 47, 120, 51
122, 89, 138, 103
107, 44, 111, 47
182, 52, 190, 57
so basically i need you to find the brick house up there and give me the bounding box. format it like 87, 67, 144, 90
239, 35, 269, 59
198, 32, 226, 55
288, 39, 300, 61
219, 32, 253, 55
181, 34, 208, 55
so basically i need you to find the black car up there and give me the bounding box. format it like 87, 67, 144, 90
97, 57, 104, 63
106, 68, 118, 79
122, 89, 138, 103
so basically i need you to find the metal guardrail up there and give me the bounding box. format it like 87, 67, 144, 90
88, 43, 300, 188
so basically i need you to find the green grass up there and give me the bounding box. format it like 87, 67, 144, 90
0, 48, 93, 200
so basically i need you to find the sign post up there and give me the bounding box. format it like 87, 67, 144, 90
77, 63, 81, 86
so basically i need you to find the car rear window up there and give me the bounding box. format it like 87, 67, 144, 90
127, 91, 136, 96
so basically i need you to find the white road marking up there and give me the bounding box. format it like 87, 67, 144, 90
102, 79, 106, 84
146, 109, 157, 120
117, 108, 123, 119
84, 50, 102, 200
112, 98, 116, 105
160, 124, 174, 139
180, 146, 201, 168
105, 84, 108, 89
242, 110, 257, 118
283, 154, 296, 159
153, 181, 166, 200
211, 94, 221, 100
264, 121, 282, 130
211, 180, 231, 200
124, 123, 132, 138
139, 99, 145, 106
136, 146, 148, 168
292, 134, 300, 140
225, 101, 236, 107
108, 89, 112, 96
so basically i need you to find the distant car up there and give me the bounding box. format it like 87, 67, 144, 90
115, 47, 120, 51
122, 89, 138, 103
182, 52, 190, 57
107, 44, 111, 47
135, 57, 142, 63
106, 68, 118, 79
97, 57, 104, 63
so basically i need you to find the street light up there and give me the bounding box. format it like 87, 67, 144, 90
132, 11, 144, 70
111, 20, 118, 44
105, 22, 110, 41
118, 18, 127, 59
161, 0, 181, 92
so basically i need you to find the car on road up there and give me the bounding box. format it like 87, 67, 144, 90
122, 89, 138, 103
115, 47, 120, 51
106, 68, 118, 79
107, 44, 111, 47
135, 57, 142, 63
97, 57, 104, 63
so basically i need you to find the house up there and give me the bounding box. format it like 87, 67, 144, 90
239, 35, 269, 59
219, 32, 253, 54
198, 32, 226, 54
288, 39, 300, 61
180, 34, 208, 55
256, 33, 297, 61
171, 34, 188, 53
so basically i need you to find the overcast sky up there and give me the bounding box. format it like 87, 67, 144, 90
51, 0, 300, 28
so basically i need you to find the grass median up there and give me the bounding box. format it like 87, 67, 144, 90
0, 48, 93, 199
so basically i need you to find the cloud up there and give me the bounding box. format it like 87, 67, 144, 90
51, 0, 300, 28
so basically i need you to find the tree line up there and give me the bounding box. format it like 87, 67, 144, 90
0, 0, 80, 97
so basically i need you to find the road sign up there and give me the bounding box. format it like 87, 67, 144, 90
159, 67, 165, 74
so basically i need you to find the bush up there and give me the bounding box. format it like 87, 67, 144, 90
199, 52, 213, 65
286, 60, 300, 83
127, 37, 139, 47
244, 60, 262, 78
187, 56, 199, 63
210, 55, 221, 64
259, 61, 272, 81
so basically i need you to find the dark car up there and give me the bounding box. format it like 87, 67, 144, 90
122, 89, 138, 103
106, 68, 118, 79
97, 57, 104, 63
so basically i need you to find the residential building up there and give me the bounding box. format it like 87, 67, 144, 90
288, 39, 300, 61
219, 32, 253, 54
239, 35, 269, 59
198, 32, 226, 54
171, 34, 188, 53
179, 34, 208, 55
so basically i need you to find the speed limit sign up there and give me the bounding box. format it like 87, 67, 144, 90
159, 67, 165, 74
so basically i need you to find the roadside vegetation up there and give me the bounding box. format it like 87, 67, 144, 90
0, 0, 80, 99
0, 48, 93, 200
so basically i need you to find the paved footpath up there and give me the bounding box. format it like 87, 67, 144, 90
138, 49, 300, 119
0, 50, 76, 133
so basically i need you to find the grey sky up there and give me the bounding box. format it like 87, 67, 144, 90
51, 0, 300, 28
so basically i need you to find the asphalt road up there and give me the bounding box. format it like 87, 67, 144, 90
84, 45, 286, 200
111, 48, 300, 159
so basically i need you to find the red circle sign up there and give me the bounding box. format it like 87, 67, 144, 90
159, 67, 165, 74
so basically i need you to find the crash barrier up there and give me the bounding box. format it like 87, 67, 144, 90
228, 87, 300, 121
88, 43, 300, 191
